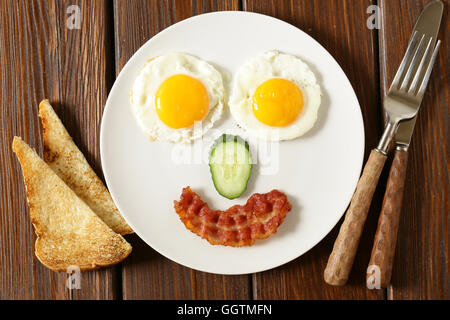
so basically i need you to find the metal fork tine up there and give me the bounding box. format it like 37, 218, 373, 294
389, 31, 419, 91
409, 37, 433, 94
400, 34, 426, 91
417, 40, 441, 98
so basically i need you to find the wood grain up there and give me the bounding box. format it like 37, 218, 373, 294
325, 150, 387, 286
113, 0, 251, 299
379, 0, 449, 299
244, 0, 386, 299
1, 0, 447, 300
368, 149, 408, 288
0, 0, 118, 299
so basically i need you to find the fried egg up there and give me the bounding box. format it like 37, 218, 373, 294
229, 50, 321, 141
131, 53, 225, 143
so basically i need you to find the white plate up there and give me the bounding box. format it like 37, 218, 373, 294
100, 11, 364, 275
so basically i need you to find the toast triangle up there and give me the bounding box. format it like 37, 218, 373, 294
12, 136, 132, 271
38, 100, 132, 235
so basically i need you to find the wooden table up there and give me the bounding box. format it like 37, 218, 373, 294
0, 0, 448, 300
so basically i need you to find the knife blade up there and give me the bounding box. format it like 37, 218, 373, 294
395, 0, 443, 150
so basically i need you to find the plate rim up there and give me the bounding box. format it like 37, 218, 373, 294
100, 10, 365, 275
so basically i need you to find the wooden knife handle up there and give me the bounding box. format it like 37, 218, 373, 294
367, 148, 408, 288
324, 149, 387, 286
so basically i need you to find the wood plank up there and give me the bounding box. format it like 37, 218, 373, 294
113, 0, 250, 299
244, 0, 386, 299
0, 0, 118, 299
379, 0, 449, 300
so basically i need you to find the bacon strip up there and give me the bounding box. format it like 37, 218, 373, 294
174, 187, 292, 247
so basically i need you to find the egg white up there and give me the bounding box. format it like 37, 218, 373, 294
131, 53, 225, 143
229, 50, 322, 141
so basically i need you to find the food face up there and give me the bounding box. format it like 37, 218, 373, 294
131, 53, 225, 143
229, 50, 321, 141
129, 51, 320, 246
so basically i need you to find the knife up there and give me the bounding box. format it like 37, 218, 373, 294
367, 0, 443, 288
323, 0, 442, 286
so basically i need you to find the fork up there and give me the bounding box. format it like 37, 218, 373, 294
377, 32, 441, 155
323, 31, 441, 286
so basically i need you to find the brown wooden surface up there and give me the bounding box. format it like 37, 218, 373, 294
379, 0, 449, 300
0, 0, 448, 300
0, 0, 118, 299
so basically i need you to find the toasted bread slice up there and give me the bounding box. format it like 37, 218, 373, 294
38, 100, 133, 235
12, 136, 132, 271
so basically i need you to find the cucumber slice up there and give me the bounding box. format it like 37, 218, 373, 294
209, 134, 252, 199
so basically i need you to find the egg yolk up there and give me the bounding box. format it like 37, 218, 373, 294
252, 78, 303, 127
155, 74, 209, 129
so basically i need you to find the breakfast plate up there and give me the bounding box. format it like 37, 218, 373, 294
100, 11, 365, 274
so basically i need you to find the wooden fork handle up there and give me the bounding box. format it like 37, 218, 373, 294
367, 148, 408, 288
324, 149, 387, 286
